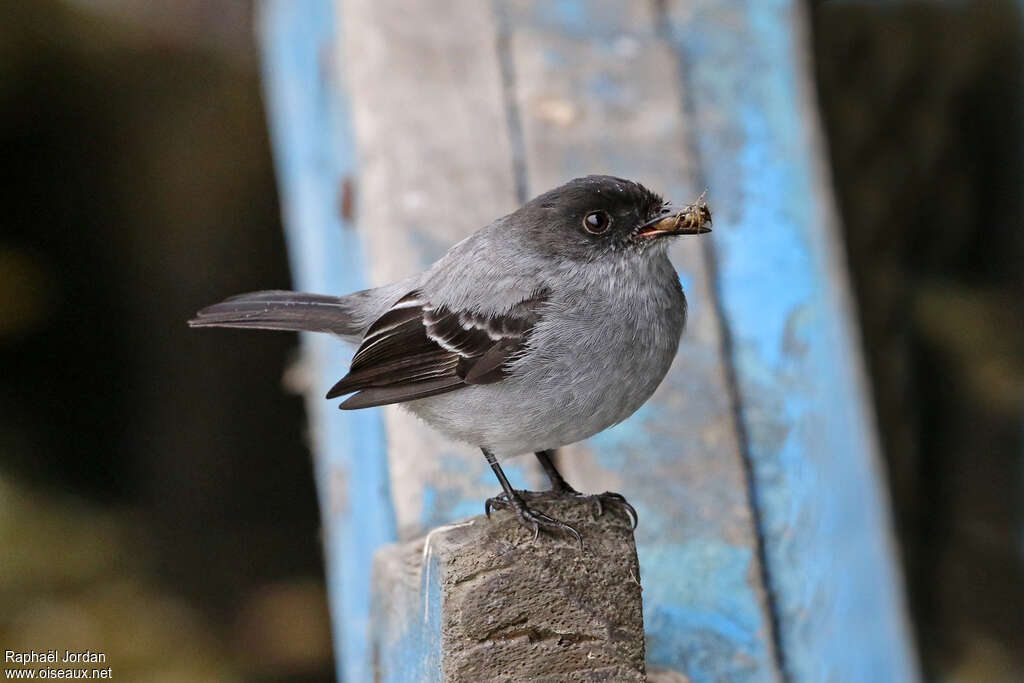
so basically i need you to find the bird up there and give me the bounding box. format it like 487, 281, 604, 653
190, 175, 711, 545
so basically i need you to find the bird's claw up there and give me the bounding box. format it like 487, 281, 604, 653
485, 491, 583, 550
590, 491, 638, 529
549, 487, 638, 529
484, 493, 506, 519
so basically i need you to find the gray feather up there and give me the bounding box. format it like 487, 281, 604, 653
188, 290, 362, 336
190, 176, 693, 459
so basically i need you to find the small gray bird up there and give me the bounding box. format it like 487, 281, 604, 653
190, 175, 711, 543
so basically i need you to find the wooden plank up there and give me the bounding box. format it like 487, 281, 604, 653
662, 1, 919, 681
257, 3, 397, 682
263, 1, 917, 681
371, 497, 644, 682
500, 1, 782, 680
340, 0, 545, 542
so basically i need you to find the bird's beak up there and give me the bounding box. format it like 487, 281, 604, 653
634, 199, 712, 239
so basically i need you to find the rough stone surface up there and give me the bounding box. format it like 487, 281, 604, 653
372, 496, 645, 682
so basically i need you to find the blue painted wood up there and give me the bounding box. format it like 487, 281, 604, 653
257, 3, 396, 681
500, 1, 780, 679
371, 541, 443, 683
337, 0, 541, 543
259, 0, 917, 680
664, 1, 918, 681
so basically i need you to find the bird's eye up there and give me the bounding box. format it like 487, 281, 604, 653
582, 210, 611, 234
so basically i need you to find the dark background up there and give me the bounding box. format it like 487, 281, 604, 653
815, 2, 1024, 679
1, 1, 1021, 680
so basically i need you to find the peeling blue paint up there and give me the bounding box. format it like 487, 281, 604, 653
415, 454, 535, 530
590, 392, 775, 681
666, 1, 918, 681
543, 46, 568, 67
259, 3, 396, 681
374, 550, 443, 682
676, 270, 696, 296
262, 2, 916, 681
644, 542, 765, 680
530, 0, 648, 40
407, 228, 450, 269
588, 404, 659, 472
493, 1, 784, 676
586, 73, 622, 103
540, 0, 586, 34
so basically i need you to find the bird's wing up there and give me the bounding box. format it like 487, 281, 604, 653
326, 289, 547, 409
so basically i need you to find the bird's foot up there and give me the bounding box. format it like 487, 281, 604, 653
550, 487, 638, 529
485, 491, 583, 549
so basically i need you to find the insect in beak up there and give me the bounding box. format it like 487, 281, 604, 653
634, 192, 712, 239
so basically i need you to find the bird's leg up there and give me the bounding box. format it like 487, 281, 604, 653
533, 449, 638, 529
534, 448, 578, 494
482, 447, 581, 547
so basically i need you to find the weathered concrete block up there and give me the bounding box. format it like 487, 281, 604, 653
371, 495, 645, 682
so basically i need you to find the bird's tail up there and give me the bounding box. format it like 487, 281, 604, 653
188, 290, 366, 339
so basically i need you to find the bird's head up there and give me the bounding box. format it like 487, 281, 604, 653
514, 175, 711, 262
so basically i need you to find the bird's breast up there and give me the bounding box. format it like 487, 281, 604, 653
404, 255, 687, 457
509, 260, 686, 428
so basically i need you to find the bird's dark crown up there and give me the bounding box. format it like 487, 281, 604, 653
515, 175, 670, 260
532, 175, 664, 219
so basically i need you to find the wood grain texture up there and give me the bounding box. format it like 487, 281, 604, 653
663, 0, 919, 680
502, 1, 781, 679
262, 1, 917, 680
341, 0, 545, 541
372, 497, 645, 682
258, 3, 395, 681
